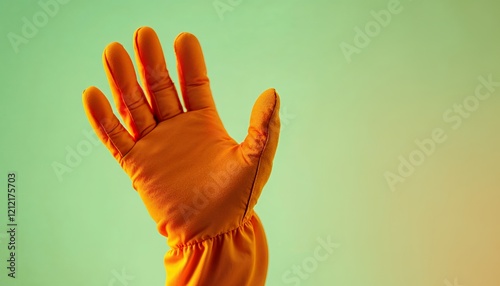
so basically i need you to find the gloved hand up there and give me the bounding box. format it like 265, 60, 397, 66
82, 27, 280, 285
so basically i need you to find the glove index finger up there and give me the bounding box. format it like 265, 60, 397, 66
83, 86, 135, 161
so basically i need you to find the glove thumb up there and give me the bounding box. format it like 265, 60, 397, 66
241, 88, 281, 163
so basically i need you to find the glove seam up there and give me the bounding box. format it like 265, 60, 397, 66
241, 90, 278, 222
169, 212, 256, 252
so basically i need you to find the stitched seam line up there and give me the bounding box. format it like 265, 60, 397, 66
241, 91, 278, 222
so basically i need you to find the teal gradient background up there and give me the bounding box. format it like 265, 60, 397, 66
1, 0, 500, 285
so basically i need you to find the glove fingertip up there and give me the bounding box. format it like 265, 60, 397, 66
250, 88, 280, 133
241, 88, 281, 162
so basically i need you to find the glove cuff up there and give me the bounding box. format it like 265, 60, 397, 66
163, 212, 268, 285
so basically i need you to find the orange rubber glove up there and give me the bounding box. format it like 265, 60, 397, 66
82, 27, 280, 285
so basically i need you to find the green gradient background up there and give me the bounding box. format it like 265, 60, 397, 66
1, 0, 500, 285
